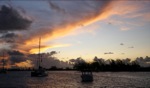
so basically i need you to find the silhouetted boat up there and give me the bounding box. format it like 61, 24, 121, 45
0, 69, 7, 74
31, 37, 48, 77
0, 52, 7, 74
81, 70, 93, 82
31, 66, 48, 77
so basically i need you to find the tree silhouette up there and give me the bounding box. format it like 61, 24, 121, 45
72, 56, 150, 72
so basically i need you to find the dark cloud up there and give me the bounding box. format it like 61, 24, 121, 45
41, 56, 71, 68
9, 55, 26, 64
7, 50, 24, 56
69, 57, 85, 63
48, 1, 66, 13
69, 59, 76, 63
3, 50, 27, 66
135, 56, 150, 67
120, 43, 124, 46
1, 33, 18, 38
49, 51, 57, 56
121, 53, 125, 55
29, 52, 71, 68
128, 46, 134, 48
0, 33, 19, 43
0, 5, 32, 32
0, 50, 71, 68
0, 1, 113, 68
0, 1, 112, 53
104, 52, 114, 54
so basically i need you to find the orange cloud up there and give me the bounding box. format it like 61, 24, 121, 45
14, 60, 33, 68
1, 1, 149, 54
18, 1, 113, 53
29, 44, 71, 54
4, 1, 114, 53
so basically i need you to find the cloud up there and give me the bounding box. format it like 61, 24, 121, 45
29, 51, 71, 68
0, 0, 111, 53
121, 53, 125, 55
0, 0, 148, 56
29, 44, 71, 54
49, 51, 57, 56
0, 5, 32, 32
1, 33, 18, 39
0, 33, 19, 43
0, 1, 149, 66
7, 50, 24, 56
128, 46, 134, 48
120, 27, 130, 31
7, 50, 27, 65
120, 43, 124, 46
14, 60, 33, 68
69, 57, 85, 63
104, 1, 150, 31
104, 52, 114, 55
3, 1, 149, 68
0, 50, 71, 68
48, 1, 66, 13
136, 56, 150, 67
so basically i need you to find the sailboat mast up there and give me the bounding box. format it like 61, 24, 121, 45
39, 37, 41, 68
2, 51, 4, 70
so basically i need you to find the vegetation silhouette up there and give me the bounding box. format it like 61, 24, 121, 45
73, 56, 150, 72
1, 55, 150, 72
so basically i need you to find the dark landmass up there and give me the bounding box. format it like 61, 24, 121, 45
2, 56, 150, 72
72, 56, 150, 72
3, 67, 150, 72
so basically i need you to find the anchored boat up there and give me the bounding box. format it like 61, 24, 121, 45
81, 70, 93, 82
31, 37, 48, 77
0, 51, 7, 74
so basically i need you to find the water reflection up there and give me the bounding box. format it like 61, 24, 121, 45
0, 71, 150, 88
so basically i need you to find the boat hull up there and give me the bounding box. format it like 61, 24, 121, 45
31, 71, 48, 77
0, 70, 7, 74
81, 74, 93, 82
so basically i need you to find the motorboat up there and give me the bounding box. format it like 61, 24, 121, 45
81, 70, 93, 82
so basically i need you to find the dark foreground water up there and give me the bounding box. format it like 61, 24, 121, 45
0, 71, 150, 88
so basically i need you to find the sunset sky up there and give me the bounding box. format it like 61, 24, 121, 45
0, 0, 150, 62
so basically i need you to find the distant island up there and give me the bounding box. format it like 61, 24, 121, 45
72, 57, 150, 72
3, 56, 150, 72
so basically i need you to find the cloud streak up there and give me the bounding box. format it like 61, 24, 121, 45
0, 1, 113, 53
128, 46, 134, 48
0, 50, 71, 68
48, 1, 66, 13
0, 0, 149, 53
120, 43, 124, 46
104, 52, 114, 55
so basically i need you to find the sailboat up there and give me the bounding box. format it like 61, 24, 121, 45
31, 37, 48, 77
0, 52, 7, 74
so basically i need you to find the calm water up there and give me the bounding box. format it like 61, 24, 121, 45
0, 71, 150, 88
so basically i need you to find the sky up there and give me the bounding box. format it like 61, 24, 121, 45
0, 0, 150, 64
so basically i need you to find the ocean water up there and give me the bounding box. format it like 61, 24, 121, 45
0, 71, 150, 88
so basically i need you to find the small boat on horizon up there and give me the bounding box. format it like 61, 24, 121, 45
81, 70, 93, 82
31, 66, 48, 77
31, 37, 48, 77
0, 52, 7, 74
0, 69, 7, 74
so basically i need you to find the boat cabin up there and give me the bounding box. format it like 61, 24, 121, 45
81, 70, 93, 82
